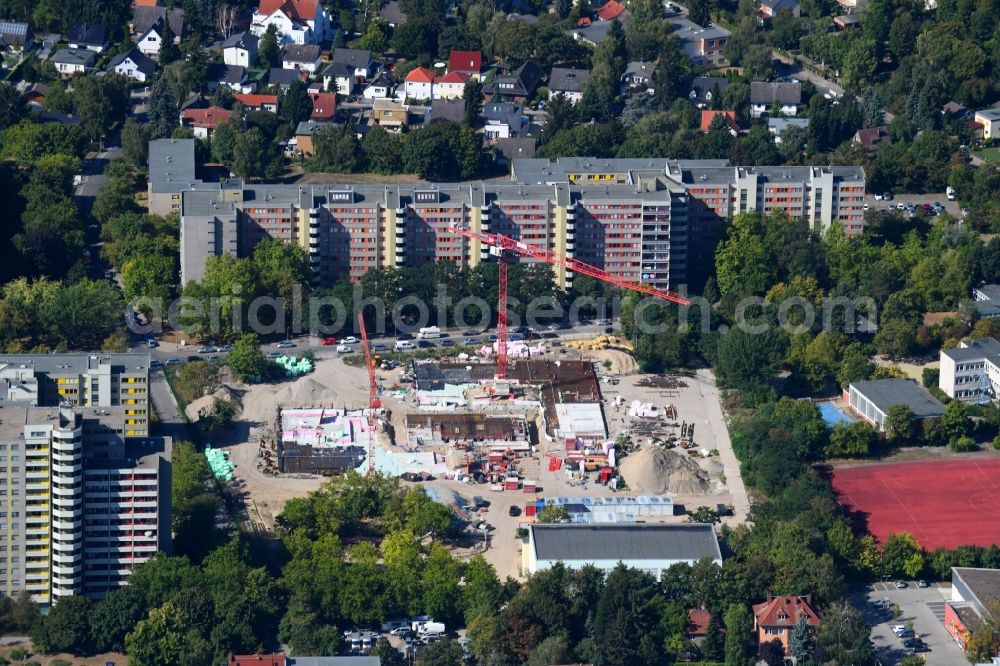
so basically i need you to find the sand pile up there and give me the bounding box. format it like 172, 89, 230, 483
271, 376, 336, 407
592, 349, 639, 375
185, 385, 243, 422
619, 446, 711, 495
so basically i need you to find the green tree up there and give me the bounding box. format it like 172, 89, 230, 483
121, 253, 175, 309
884, 404, 918, 445
940, 400, 971, 443
122, 118, 151, 167
950, 435, 975, 452
715, 327, 787, 397
227, 333, 267, 381
874, 318, 918, 358
125, 602, 212, 666
362, 126, 403, 173
463, 79, 483, 126
702, 612, 725, 661
159, 19, 181, 64
537, 505, 570, 523
0, 82, 26, 130
741, 44, 775, 81
210, 121, 238, 166
29, 595, 93, 655
789, 614, 814, 661
825, 421, 877, 457
91, 585, 148, 653
42, 279, 125, 350
258, 24, 280, 68
723, 603, 753, 666
148, 76, 179, 140
462, 555, 504, 624
282, 79, 313, 126
232, 128, 270, 181
402, 122, 470, 181
416, 638, 466, 666
815, 601, 874, 665
74, 74, 130, 142
312, 124, 363, 172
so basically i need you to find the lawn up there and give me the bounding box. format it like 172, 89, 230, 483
974, 146, 1000, 163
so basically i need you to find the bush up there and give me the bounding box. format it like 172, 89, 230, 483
994, 434, 1000, 450
949, 435, 976, 452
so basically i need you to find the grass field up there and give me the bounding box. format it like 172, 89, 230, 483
974, 147, 1000, 163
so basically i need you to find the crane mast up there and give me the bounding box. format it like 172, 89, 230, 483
449, 226, 691, 379
357, 312, 380, 475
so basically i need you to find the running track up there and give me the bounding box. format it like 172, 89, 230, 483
830, 459, 1000, 549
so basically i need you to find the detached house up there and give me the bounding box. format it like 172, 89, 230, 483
0, 21, 29, 54
234, 93, 279, 113
372, 99, 408, 131
688, 76, 730, 107
309, 91, 336, 120
363, 69, 395, 101
483, 102, 526, 140
251, 0, 331, 45
752, 595, 821, 655
448, 50, 482, 80
322, 61, 354, 96
548, 67, 590, 105
133, 7, 185, 58
404, 66, 435, 101
434, 71, 468, 100
483, 61, 541, 104
281, 43, 321, 73
700, 109, 740, 134
759, 0, 800, 19
110, 48, 157, 82
853, 125, 891, 151
52, 48, 96, 76
180, 106, 233, 140
622, 61, 655, 94
332, 48, 375, 83
222, 32, 258, 68
750, 81, 801, 118
68, 23, 108, 52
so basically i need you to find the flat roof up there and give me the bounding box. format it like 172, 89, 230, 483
530, 523, 721, 562
0, 353, 150, 374
850, 378, 945, 418
943, 338, 1000, 363
954, 567, 1000, 611
149, 138, 198, 189
555, 403, 606, 436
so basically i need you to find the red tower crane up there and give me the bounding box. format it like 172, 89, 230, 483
358, 312, 380, 475
449, 226, 691, 379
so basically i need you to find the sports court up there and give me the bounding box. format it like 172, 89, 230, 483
830, 459, 1000, 549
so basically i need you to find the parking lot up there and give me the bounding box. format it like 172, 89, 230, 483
864, 192, 963, 219
850, 581, 966, 666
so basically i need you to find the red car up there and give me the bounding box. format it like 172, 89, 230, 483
321, 336, 337, 346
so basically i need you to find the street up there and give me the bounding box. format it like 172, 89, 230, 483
850, 581, 966, 666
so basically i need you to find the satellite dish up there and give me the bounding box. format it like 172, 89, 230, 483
434, 62, 446, 69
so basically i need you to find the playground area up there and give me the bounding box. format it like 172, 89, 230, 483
830, 458, 1000, 549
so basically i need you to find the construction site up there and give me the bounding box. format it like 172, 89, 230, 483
199, 225, 748, 576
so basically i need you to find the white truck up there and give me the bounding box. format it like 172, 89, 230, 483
395, 340, 416, 350
417, 326, 441, 339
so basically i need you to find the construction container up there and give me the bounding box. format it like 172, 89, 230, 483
525, 504, 537, 517
504, 478, 521, 491
523, 479, 537, 493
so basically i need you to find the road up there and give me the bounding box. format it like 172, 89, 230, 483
772, 52, 896, 123
851, 581, 966, 666
74, 140, 123, 281
692, 369, 750, 524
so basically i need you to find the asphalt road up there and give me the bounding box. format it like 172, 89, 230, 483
74, 141, 123, 281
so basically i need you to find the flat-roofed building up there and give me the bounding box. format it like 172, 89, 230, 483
847, 379, 946, 431
939, 337, 1000, 404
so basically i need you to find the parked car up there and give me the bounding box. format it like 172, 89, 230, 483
892, 625, 908, 634
165, 357, 181, 365
884, 192, 894, 200
895, 580, 908, 589
395, 340, 416, 350
396, 332, 414, 340
197, 346, 215, 353
277, 341, 296, 348
217, 345, 233, 352
896, 628, 915, 638
322, 336, 338, 346
372, 343, 388, 352
509, 506, 521, 516
874, 193, 884, 201
341, 336, 359, 344
266, 351, 282, 358
509, 334, 524, 342
917, 579, 929, 588
464, 337, 479, 345
337, 344, 353, 353
488, 335, 498, 342
462, 329, 481, 336
441, 339, 455, 346
145, 339, 158, 348
417, 340, 435, 348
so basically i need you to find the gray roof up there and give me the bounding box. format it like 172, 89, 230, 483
221, 31, 257, 50
290, 658, 382, 666
296, 120, 332, 135
768, 117, 809, 133
323, 61, 353, 79
688, 76, 729, 101
428, 99, 465, 124
942, 338, 1000, 363
268, 67, 302, 86
484, 102, 524, 128
483, 61, 541, 98
282, 43, 320, 63
623, 61, 654, 80
149, 138, 198, 188
0, 20, 28, 47
953, 568, 1000, 613
332, 47, 372, 69
109, 48, 157, 76
52, 47, 96, 67
379, 0, 408, 23
751, 81, 801, 105
761, 0, 799, 10
574, 20, 616, 44
0, 353, 150, 374
531, 523, 721, 563
975, 108, 1000, 122
495, 137, 536, 160
850, 379, 945, 418
133, 6, 184, 38
976, 284, 1000, 301
669, 16, 730, 40
68, 22, 106, 46
206, 62, 246, 85
549, 67, 590, 94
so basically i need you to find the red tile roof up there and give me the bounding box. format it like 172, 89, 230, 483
133, 0, 159, 6
576, 16, 592, 26
181, 106, 233, 128
309, 92, 336, 119
257, 0, 318, 22
687, 609, 712, 636
448, 50, 482, 75
752, 595, 822, 629
435, 71, 469, 84
405, 66, 436, 83
228, 655, 287, 666
700, 109, 739, 132
234, 93, 278, 108
596, 0, 626, 20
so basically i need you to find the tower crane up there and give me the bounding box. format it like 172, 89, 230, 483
448, 226, 691, 380
358, 312, 380, 475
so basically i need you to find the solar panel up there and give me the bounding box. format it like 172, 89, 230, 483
0, 21, 28, 37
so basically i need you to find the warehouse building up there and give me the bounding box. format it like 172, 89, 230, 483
846, 378, 945, 431
522, 523, 721, 576
945, 567, 1000, 652
939, 337, 1000, 404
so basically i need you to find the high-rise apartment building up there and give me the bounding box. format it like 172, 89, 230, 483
164, 139, 865, 289
0, 354, 169, 606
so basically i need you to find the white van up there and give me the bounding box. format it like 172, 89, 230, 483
946, 186, 956, 201
337, 344, 353, 353
417, 326, 441, 339
395, 340, 416, 350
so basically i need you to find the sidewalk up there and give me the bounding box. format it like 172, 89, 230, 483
693, 368, 751, 524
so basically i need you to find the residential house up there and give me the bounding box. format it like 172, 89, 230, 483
573, 19, 617, 45
268, 67, 303, 90
294, 120, 328, 155
67, 23, 108, 52
853, 125, 891, 151
378, 0, 408, 26
322, 61, 354, 96
133, 7, 184, 58
835, 0, 860, 12
549, 67, 590, 105
434, 71, 468, 100
973, 108, 1000, 140
222, 32, 258, 68
205, 63, 252, 94
235, 93, 279, 113
622, 61, 655, 94
768, 117, 809, 143
750, 81, 801, 118
596, 0, 628, 20
180, 106, 233, 140
833, 14, 861, 29
362, 69, 395, 100
759, 0, 800, 19
482, 61, 541, 104
428, 99, 465, 123
669, 17, 729, 68
0, 21, 29, 54
687, 76, 730, 107
250, 0, 331, 45
686, 609, 712, 640
448, 50, 482, 80
109, 48, 157, 82
372, 99, 408, 131
282, 43, 321, 73
494, 137, 536, 163
22, 82, 49, 108
404, 66, 435, 101
483, 102, 526, 140
309, 91, 336, 120
332, 48, 375, 83
700, 109, 740, 134
942, 101, 967, 119
52, 48, 96, 76
753, 596, 821, 654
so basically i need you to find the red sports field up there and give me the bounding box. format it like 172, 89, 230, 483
830, 459, 1000, 550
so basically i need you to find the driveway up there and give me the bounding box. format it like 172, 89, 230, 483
850, 581, 966, 666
